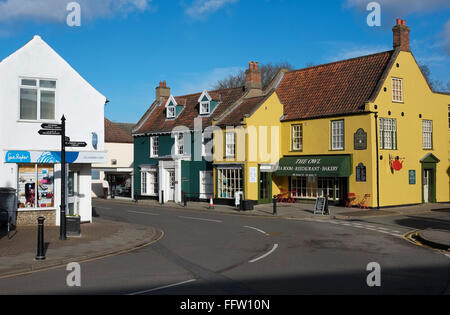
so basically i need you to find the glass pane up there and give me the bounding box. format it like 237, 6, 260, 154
20, 88, 37, 120
40, 90, 55, 120
18, 164, 37, 208
22, 79, 37, 86
37, 165, 54, 208
40, 80, 56, 88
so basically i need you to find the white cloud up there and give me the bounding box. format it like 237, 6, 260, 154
325, 43, 391, 62
185, 0, 238, 19
176, 66, 242, 95
0, 0, 152, 23
344, 0, 450, 15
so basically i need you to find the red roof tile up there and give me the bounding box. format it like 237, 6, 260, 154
277, 51, 394, 121
134, 87, 246, 134
216, 95, 267, 126
105, 118, 134, 143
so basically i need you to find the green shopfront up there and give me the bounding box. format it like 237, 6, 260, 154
275, 155, 352, 205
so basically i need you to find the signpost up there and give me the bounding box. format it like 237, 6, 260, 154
38, 117, 86, 240
314, 197, 330, 216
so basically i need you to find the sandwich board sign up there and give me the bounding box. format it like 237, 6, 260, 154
314, 197, 330, 215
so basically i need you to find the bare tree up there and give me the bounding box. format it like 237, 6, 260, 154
420, 64, 449, 92
214, 62, 294, 90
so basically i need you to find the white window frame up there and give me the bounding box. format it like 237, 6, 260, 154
141, 171, 147, 195
292, 124, 303, 151
167, 106, 176, 119
225, 132, 236, 158
217, 168, 243, 199
150, 136, 159, 157
422, 120, 433, 150
19, 78, 57, 122
200, 101, 210, 115
148, 171, 158, 196
331, 120, 345, 151
176, 133, 185, 155
379, 118, 397, 150
392, 78, 403, 103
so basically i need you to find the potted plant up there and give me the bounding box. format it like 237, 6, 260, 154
66, 214, 81, 237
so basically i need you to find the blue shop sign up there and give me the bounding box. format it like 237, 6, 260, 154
5, 151, 31, 163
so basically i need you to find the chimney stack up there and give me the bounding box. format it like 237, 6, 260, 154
245, 61, 262, 97
393, 18, 410, 51
156, 81, 170, 101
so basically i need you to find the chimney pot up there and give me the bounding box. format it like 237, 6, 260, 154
245, 60, 262, 94
156, 81, 170, 100
402, 20, 406, 26
393, 18, 410, 51
397, 18, 402, 25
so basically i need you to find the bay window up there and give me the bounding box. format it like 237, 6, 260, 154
217, 168, 243, 199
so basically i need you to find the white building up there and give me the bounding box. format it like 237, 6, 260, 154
0, 36, 107, 225
91, 118, 134, 200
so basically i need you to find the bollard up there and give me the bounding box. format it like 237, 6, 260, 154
183, 192, 187, 207
161, 190, 165, 205
273, 195, 277, 216
36, 217, 46, 260
239, 194, 244, 212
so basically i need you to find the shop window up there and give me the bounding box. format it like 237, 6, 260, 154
331, 120, 345, 150
422, 120, 433, 150
18, 164, 54, 209
356, 163, 367, 182
217, 168, 243, 199
19, 79, 56, 121
148, 171, 158, 195
380, 118, 397, 150
291, 176, 341, 200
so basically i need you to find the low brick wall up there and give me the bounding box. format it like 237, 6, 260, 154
16, 210, 56, 226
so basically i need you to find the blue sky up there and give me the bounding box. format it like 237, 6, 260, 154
0, 0, 449, 123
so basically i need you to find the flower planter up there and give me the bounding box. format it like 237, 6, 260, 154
66, 216, 81, 237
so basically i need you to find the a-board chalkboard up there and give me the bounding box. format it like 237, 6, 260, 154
314, 197, 329, 215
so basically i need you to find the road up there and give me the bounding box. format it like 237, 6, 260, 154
0, 200, 449, 295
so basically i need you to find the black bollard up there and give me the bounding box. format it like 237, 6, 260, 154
273, 196, 277, 216
36, 217, 46, 260
161, 190, 165, 205
183, 192, 187, 207
239, 194, 244, 212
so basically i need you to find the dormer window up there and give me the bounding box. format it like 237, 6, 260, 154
200, 101, 210, 115
167, 106, 175, 119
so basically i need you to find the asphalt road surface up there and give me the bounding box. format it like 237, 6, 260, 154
0, 200, 448, 295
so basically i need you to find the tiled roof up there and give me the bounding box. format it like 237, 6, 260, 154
216, 95, 267, 126
134, 87, 246, 134
105, 118, 134, 143
277, 50, 394, 121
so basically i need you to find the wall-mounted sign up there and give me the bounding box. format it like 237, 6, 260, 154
4, 151, 107, 164
354, 128, 367, 150
356, 163, 367, 182
249, 167, 257, 183
389, 155, 404, 172
409, 170, 416, 185
92, 132, 98, 150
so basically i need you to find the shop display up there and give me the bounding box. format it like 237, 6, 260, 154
18, 164, 54, 208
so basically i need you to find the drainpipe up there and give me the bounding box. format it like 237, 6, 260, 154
374, 112, 380, 209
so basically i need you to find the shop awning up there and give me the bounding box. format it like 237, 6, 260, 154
275, 155, 352, 177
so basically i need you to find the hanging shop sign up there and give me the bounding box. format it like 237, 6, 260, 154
354, 128, 367, 150
4, 150, 107, 164
275, 155, 351, 177
389, 155, 404, 172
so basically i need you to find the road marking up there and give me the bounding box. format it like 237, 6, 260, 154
128, 210, 160, 216
95, 206, 111, 210
128, 279, 197, 295
249, 244, 279, 263
178, 216, 222, 223
244, 226, 269, 236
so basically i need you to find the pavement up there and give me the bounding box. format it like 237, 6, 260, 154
0, 217, 162, 278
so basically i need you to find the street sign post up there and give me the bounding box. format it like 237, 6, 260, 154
41, 123, 62, 130
38, 129, 62, 136
65, 141, 87, 148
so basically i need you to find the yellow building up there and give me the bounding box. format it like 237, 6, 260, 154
213, 19, 449, 208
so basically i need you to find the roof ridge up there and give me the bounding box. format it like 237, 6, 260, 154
172, 86, 243, 99
287, 50, 394, 75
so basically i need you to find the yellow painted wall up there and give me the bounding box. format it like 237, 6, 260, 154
280, 114, 376, 206
366, 51, 450, 206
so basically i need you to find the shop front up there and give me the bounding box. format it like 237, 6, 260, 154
215, 164, 244, 205
4, 150, 106, 225
275, 155, 352, 205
